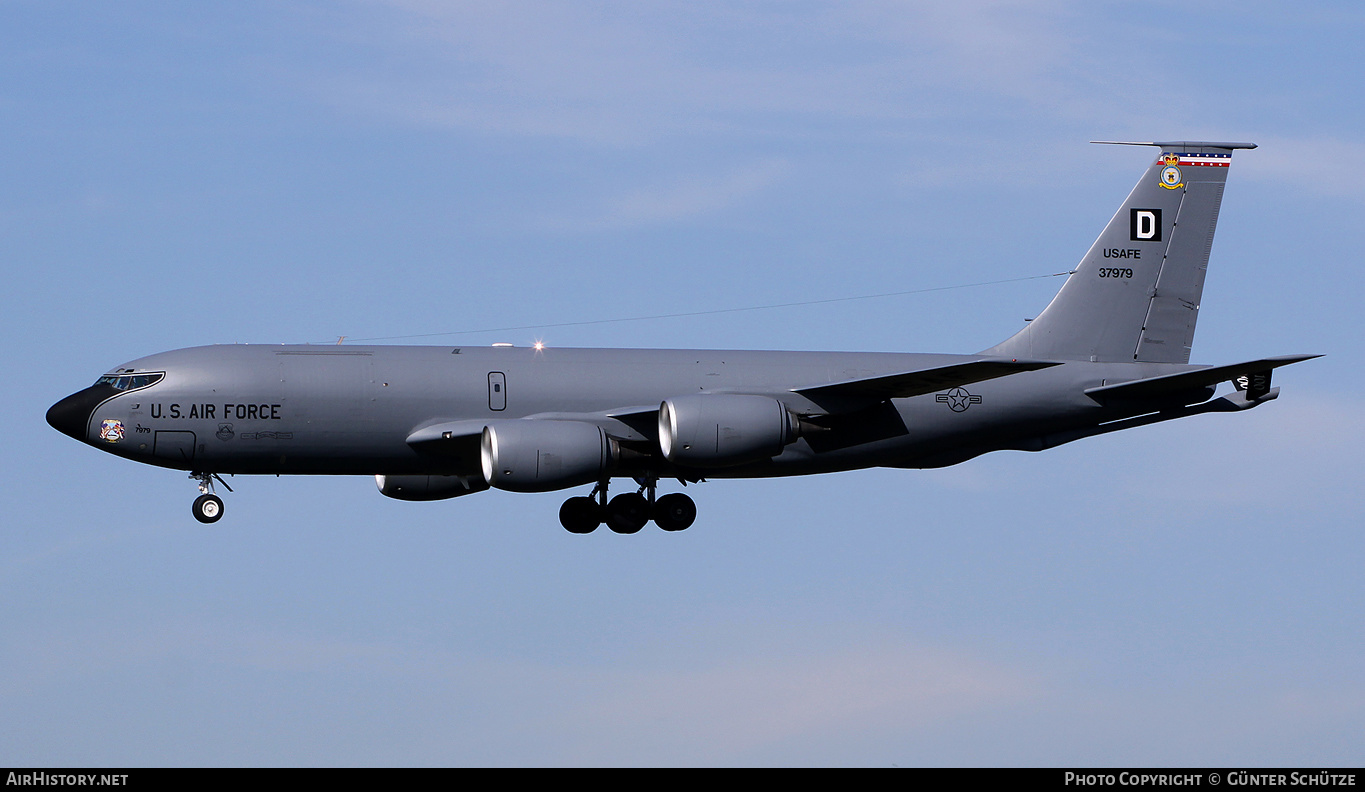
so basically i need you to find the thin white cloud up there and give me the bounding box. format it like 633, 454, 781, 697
1122, 388, 1364, 509
310, 1, 1085, 143
557, 643, 1037, 762
1236, 135, 1365, 200
4, 616, 1036, 763
847, 0, 1077, 96
538, 158, 792, 230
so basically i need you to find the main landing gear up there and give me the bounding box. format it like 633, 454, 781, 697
190, 472, 232, 524
559, 478, 697, 534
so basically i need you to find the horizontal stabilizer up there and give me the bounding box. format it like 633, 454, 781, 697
1085, 354, 1320, 403
794, 359, 1059, 402
1092, 140, 1258, 150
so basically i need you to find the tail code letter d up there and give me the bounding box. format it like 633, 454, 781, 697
1130, 209, 1162, 242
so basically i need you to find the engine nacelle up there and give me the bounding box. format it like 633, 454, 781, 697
375, 474, 490, 501
480, 420, 612, 493
658, 393, 798, 468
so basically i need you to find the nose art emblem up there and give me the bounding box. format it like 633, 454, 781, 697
99, 419, 125, 442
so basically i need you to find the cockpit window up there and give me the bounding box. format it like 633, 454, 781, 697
95, 372, 165, 391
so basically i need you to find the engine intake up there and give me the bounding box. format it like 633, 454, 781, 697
480, 420, 612, 492
658, 394, 798, 468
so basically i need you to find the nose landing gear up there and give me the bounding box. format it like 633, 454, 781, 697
193, 493, 224, 523
189, 472, 232, 524
558, 478, 696, 534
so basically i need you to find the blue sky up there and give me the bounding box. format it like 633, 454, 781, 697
3, 1, 1362, 766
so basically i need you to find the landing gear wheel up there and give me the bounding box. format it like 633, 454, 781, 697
192, 493, 224, 524
653, 493, 696, 532
559, 496, 603, 534
606, 493, 650, 534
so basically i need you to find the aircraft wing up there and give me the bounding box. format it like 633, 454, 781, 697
407, 413, 657, 456
1085, 354, 1321, 403
792, 358, 1060, 403
405, 419, 489, 462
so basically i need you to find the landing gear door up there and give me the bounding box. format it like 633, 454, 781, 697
154, 430, 197, 464
488, 372, 507, 411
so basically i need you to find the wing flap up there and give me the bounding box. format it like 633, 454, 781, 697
793, 358, 1060, 402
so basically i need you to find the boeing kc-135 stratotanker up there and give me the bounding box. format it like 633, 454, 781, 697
48, 141, 1318, 533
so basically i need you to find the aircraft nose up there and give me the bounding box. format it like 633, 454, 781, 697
46, 387, 105, 441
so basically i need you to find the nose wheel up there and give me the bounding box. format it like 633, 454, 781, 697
558, 479, 696, 534
189, 472, 232, 524
193, 493, 224, 523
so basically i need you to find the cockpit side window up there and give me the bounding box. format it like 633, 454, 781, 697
95, 372, 165, 391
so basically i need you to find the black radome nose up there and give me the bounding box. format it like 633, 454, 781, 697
46, 386, 112, 441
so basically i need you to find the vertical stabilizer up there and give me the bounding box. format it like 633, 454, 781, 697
984, 141, 1255, 363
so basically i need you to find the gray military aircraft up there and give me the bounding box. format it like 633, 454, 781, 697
48, 141, 1317, 533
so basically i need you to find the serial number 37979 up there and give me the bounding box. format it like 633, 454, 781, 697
1098, 267, 1134, 279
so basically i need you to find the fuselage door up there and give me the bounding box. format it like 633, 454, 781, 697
488, 372, 507, 411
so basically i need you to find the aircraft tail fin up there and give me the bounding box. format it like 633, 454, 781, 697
984, 141, 1256, 363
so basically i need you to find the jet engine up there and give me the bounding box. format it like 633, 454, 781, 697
658, 393, 799, 468
480, 420, 612, 492
375, 474, 490, 501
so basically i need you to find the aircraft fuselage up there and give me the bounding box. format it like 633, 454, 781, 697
49, 343, 1200, 478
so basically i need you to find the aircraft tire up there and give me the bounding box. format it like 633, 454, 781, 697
192, 493, 224, 524
653, 493, 696, 532
559, 496, 602, 534
606, 493, 649, 534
